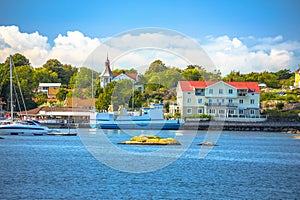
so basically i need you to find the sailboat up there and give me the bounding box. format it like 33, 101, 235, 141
0, 55, 49, 135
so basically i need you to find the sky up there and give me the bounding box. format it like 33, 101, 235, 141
0, 0, 300, 75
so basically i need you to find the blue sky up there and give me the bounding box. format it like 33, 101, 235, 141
0, 0, 300, 74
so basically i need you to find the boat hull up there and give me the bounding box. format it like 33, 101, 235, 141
0, 124, 48, 136
93, 120, 183, 130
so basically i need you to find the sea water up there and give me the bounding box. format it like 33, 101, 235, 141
0, 130, 299, 199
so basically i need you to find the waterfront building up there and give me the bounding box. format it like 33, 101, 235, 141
174, 81, 263, 120
65, 97, 96, 110
18, 106, 91, 123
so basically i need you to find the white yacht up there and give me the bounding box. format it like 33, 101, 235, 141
0, 120, 49, 135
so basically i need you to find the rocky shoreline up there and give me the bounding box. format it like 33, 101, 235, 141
181, 121, 300, 133
75, 121, 300, 133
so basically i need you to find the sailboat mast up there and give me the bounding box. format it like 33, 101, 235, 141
9, 55, 13, 120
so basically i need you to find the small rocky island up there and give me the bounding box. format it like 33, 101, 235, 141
198, 142, 217, 146
118, 135, 181, 145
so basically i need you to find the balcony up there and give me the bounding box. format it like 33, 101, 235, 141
237, 89, 248, 96
205, 102, 238, 107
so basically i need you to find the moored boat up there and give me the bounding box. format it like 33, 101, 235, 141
90, 103, 184, 130
0, 120, 49, 135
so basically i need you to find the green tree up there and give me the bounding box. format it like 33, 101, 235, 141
35, 93, 48, 106
33, 67, 59, 90
111, 80, 135, 110
183, 65, 221, 81
223, 71, 245, 82
182, 68, 201, 80
275, 69, 293, 80
43, 59, 76, 86
3, 53, 31, 67
13, 65, 37, 110
145, 60, 167, 74
61, 64, 78, 87
95, 82, 117, 111
0, 54, 37, 111
275, 102, 284, 110
56, 88, 68, 102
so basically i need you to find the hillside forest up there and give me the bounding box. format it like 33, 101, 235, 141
0, 54, 298, 113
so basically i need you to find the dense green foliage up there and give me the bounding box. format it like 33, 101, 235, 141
0, 53, 298, 115
182, 65, 221, 81
95, 82, 117, 111
262, 110, 300, 122
260, 90, 299, 102
0, 54, 77, 111
56, 88, 68, 102
223, 69, 295, 88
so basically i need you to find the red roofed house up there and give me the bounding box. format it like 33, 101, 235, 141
174, 81, 263, 121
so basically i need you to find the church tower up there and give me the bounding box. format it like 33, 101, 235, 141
100, 55, 114, 88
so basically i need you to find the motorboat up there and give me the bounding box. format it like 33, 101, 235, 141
0, 120, 49, 135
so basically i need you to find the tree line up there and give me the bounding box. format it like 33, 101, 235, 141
0, 53, 298, 112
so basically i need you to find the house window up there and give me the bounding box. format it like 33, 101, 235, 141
195, 88, 205, 96
228, 109, 234, 114
209, 109, 215, 114
187, 108, 192, 114
219, 109, 225, 114
229, 89, 233, 94
187, 98, 191, 103
219, 89, 223, 94
198, 98, 202, 104
209, 89, 213, 94
197, 108, 203, 114
208, 99, 212, 104
239, 109, 244, 114
250, 99, 255, 104
250, 109, 255, 115
229, 99, 233, 104
239, 99, 244, 104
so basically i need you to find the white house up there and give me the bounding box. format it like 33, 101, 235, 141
38, 83, 61, 93
173, 81, 264, 121
99, 56, 141, 89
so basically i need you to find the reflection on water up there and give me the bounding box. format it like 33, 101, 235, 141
0, 130, 300, 199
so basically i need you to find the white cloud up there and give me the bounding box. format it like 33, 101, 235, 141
202, 35, 300, 74
0, 26, 299, 76
0, 26, 100, 67
87, 28, 214, 73
48, 31, 100, 66
0, 25, 50, 66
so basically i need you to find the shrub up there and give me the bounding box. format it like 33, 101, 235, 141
275, 102, 284, 110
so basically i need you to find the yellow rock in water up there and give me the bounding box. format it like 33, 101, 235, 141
119, 135, 181, 145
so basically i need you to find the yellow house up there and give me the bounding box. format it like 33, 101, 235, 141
295, 69, 300, 88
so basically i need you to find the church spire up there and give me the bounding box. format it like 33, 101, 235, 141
105, 53, 110, 69
100, 53, 114, 88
